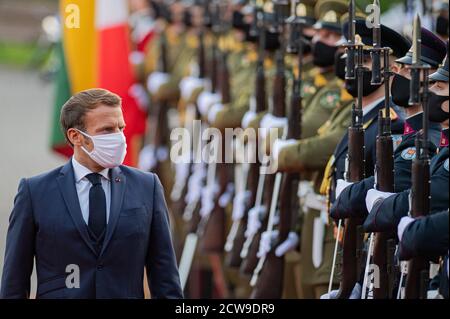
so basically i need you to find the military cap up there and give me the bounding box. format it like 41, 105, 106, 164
396, 28, 447, 68
342, 19, 411, 58
313, 0, 349, 33
429, 51, 449, 82
293, 0, 317, 27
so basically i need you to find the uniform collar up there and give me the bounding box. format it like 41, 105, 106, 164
440, 128, 449, 148
71, 157, 110, 183
363, 97, 384, 117
403, 112, 423, 135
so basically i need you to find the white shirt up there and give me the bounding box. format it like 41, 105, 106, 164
363, 97, 385, 117
72, 157, 111, 225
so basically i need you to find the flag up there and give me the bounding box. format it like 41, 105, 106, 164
51, 0, 97, 157
51, 0, 147, 166
96, 0, 146, 166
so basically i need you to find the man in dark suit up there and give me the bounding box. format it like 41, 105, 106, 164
0, 88, 183, 299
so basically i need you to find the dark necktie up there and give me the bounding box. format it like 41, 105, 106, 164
86, 173, 107, 239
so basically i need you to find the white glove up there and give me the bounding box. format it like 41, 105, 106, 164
232, 190, 252, 221
219, 183, 235, 208
298, 181, 314, 199
272, 139, 298, 161
170, 162, 191, 201
147, 72, 170, 94
260, 113, 288, 130
208, 103, 224, 124
320, 290, 339, 299
179, 76, 205, 100
365, 189, 396, 213
138, 145, 156, 171
242, 110, 257, 129
397, 216, 415, 241
336, 179, 353, 199
257, 230, 279, 258
184, 164, 206, 204
156, 146, 169, 161
275, 232, 299, 257
199, 182, 220, 217
320, 283, 362, 299
197, 91, 221, 116
245, 205, 267, 238
349, 283, 362, 299
129, 83, 150, 112
129, 50, 145, 66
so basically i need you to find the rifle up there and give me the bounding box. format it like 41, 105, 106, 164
239, 49, 287, 276
147, 29, 170, 177
171, 5, 209, 214
404, 15, 431, 299
250, 0, 302, 298
331, 0, 366, 298
224, 4, 267, 269
180, 1, 222, 230
200, 50, 231, 254
361, 1, 396, 298
178, 2, 230, 297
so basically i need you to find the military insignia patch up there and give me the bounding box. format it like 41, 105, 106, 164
301, 81, 316, 98
444, 159, 449, 172
401, 147, 417, 160
392, 135, 403, 152
320, 91, 340, 109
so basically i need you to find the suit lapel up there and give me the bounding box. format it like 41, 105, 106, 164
100, 166, 126, 256
56, 161, 98, 256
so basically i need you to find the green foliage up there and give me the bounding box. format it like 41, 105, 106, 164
0, 42, 35, 67
356, 0, 405, 13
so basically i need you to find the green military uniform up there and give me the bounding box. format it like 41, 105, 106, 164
275, 0, 353, 299
209, 36, 258, 131
281, 90, 353, 297
145, 25, 198, 103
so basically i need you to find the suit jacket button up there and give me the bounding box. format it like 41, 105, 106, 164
97, 264, 104, 270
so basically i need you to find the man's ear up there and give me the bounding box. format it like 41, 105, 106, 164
390, 62, 401, 74
67, 128, 83, 147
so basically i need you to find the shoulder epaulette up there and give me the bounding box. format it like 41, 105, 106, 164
186, 33, 199, 49
381, 107, 398, 121
314, 73, 327, 87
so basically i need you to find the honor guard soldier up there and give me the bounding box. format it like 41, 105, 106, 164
331, 28, 447, 220
270, 0, 355, 299
364, 51, 449, 233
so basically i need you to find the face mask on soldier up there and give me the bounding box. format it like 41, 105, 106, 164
302, 35, 313, 55
391, 73, 412, 108
312, 41, 338, 67
345, 69, 383, 98
232, 10, 246, 30
436, 15, 449, 37
334, 51, 346, 80
428, 91, 449, 123
183, 10, 192, 27
243, 23, 258, 43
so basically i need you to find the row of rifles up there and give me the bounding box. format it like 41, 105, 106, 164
152, 0, 433, 299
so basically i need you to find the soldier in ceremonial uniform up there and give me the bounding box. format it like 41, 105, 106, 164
316, 17, 411, 298
268, 0, 354, 299
330, 28, 447, 220
141, 0, 199, 194
364, 53, 449, 233
397, 210, 449, 299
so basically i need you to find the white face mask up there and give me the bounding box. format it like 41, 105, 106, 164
76, 129, 127, 168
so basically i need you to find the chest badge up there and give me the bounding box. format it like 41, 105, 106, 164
401, 147, 417, 160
